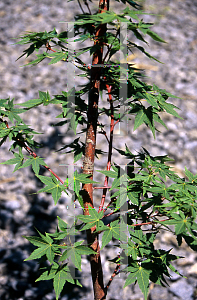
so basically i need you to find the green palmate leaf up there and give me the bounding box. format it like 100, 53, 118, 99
144, 93, 158, 108
158, 100, 182, 119
36, 263, 59, 282
175, 220, 188, 235
124, 263, 150, 299
152, 110, 168, 130
75, 245, 97, 255
0, 98, 25, 123
70, 112, 77, 134
59, 240, 97, 270
132, 28, 148, 44
89, 207, 104, 219
70, 249, 82, 271
0, 98, 9, 108
101, 219, 127, 249
132, 105, 159, 138
54, 269, 69, 300
46, 245, 56, 264
19, 156, 46, 175
97, 169, 118, 178
184, 167, 197, 182
74, 178, 80, 197
136, 266, 150, 299
24, 232, 57, 264
121, 240, 138, 259
23, 235, 51, 247
35, 262, 81, 300
53, 265, 82, 300
54, 267, 72, 299
78, 206, 103, 224
74, 150, 83, 163
128, 191, 139, 205
133, 108, 145, 131
146, 29, 166, 43
123, 273, 137, 287
24, 247, 50, 261
168, 263, 184, 277
57, 216, 68, 231
37, 174, 55, 186
0, 152, 24, 172
32, 158, 45, 174
39, 90, 51, 105
36, 175, 65, 204
101, 230, 113, 250
110, 177, 121, 189
115, 188, 128, 208
81, 219, 103, 231
128, 41, 163, 63
24, 53, 48, 66
74, 171, 99, 184
48, 51, 68, 65
16, 98, 42, 108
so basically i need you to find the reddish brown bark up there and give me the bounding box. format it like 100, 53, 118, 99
82, 1, 109, 299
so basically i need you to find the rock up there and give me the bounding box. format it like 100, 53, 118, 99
188, 262, 197, 275
169, 279, 194, 300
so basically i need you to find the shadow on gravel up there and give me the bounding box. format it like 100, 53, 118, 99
0, 129, 90, 300
0, 190, 89, 300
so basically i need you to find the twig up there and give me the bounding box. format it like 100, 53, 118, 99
77, 0, 85, 14
105, 255, 121, 296
83, 0, 92, 14
94, 186, 111, 189
98, 82, 113, 213
97, 120, 110, 143
102, 28, 119, 64
45, 42, 56, 52
130, 218, 170, 227
102, 210, 119, 218
103, 197, 116, 212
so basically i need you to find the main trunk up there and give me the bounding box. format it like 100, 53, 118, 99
82, 1, 109, 299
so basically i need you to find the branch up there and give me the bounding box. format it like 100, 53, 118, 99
98, 79, 114, 213
45, 42, 56, 52
130, 218, 170, 227
104, 255, 121, 296
77, 0, 85, 14
102, 28, 119, 64
0, 118, 64, 185
83, 0, 92, 14
97, 120, 110, 144
94, 186, 111, 189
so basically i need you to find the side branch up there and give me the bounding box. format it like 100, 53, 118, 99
0, 118, 64, 185
105, 255, 120, 296
98, 79, 114, 213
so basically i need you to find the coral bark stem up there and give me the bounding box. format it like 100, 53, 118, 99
82, 1, 109, 299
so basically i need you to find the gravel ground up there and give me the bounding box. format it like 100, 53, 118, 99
0, 0, 197, 299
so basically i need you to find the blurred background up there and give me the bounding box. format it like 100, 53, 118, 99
0, 0, 197, 299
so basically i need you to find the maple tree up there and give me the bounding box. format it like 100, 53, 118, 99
1, 0, 197, 299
